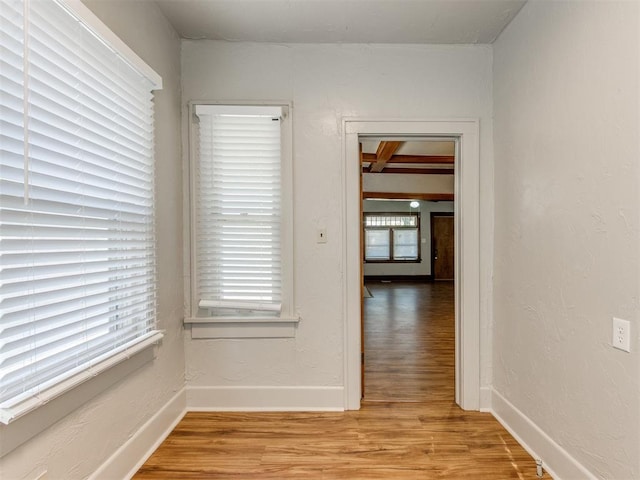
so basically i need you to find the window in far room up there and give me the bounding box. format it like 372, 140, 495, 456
364, 213, 420, 263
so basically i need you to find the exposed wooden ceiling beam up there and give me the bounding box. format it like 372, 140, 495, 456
369, 141, 402, 173
363, 192, 454, 201
362, 153, 454, 165
362, 167, 454, 175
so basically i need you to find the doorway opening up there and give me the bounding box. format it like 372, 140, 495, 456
342, 119, 480, 411
360, 138, 455, 402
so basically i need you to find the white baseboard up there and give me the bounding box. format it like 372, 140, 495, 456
490, 388, 597, 480
90, 388, 187, 480
187, 385, 345, 411
479, 386, 492, 412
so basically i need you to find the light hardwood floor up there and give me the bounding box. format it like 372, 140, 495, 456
135, 281, 551, 479
364, 281, 455, 403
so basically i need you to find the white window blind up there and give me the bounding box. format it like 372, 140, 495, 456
0, 0, 162, 424
364, 229, 390, 260
393, 229, 419, 260
194, 104, 284, 317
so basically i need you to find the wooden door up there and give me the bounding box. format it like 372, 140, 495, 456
431, 214, 454, 280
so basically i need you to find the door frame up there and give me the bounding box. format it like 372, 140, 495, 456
431, 212, 455, 281
342, 118, 480, 410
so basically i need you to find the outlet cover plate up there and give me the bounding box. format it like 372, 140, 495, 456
612, 317, 631, 352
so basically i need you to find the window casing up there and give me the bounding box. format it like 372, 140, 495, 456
188, 103, 294, 323
364, 213, 421, 263
0, 0, 162, 424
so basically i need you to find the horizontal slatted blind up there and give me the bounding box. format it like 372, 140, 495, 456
195, 105, 282, 315
0, 0, 161, 423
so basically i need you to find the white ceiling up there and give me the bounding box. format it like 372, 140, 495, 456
155, 0, 527, 44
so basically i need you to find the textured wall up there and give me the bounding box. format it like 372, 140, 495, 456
493, 1, 640, 478
0, 2, 185, 478
181, 42, 495, 391
362, 173, 454, 194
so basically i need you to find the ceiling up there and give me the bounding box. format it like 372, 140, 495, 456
361, 139, 455, 175
361, 139, 455, 202
154, 0, 527, 44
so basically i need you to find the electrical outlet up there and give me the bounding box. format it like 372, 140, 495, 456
612, 317, 631, 352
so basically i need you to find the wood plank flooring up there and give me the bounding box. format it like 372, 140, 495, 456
135, 281, 551, 479
364, 281, 455, 402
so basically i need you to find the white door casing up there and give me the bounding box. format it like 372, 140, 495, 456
342, 118, 480, 410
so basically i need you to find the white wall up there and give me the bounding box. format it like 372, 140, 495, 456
363, 200, 454, 277
182, 42, 494, 399
0, 2, 184, 479
493, 1, 640, 478
363, 172, 454, 194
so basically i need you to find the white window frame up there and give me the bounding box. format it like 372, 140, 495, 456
184, 101, 298, 339
0, 0, 162, 450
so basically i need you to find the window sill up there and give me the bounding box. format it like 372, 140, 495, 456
184, 316, 300, 339
0, 335, 161, 458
